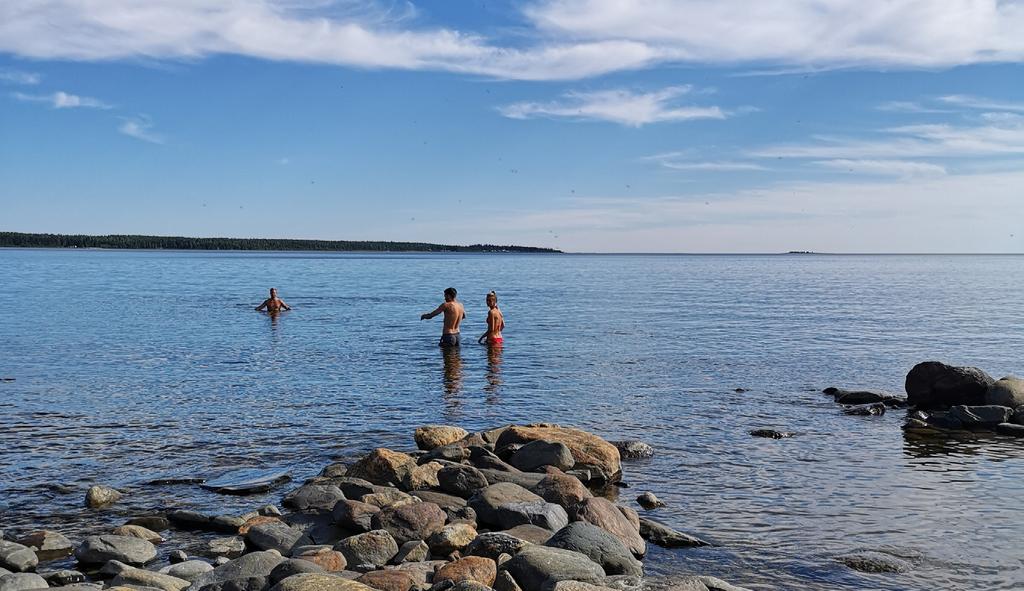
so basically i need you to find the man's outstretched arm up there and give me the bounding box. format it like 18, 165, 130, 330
421, 304, 445, 320
255, 299, 268, 311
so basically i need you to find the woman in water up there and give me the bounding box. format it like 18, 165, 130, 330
478, 291, 505, 346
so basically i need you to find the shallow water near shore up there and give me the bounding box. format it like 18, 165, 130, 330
3, 249, 1024, 590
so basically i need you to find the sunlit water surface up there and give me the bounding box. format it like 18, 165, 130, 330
3, 250, 1024, 590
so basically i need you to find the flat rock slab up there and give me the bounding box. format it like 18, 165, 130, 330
202, 468, 292, 495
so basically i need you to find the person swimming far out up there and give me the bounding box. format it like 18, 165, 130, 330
478, 290, 504, 345
421, 287, 465, 347
255, 287, 291, 312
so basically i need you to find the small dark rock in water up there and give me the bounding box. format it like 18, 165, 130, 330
637, 518, 709, 548
842, 403, 886, 416
610, 441, 654, 460
925, 414, 964, 430
734, 388, 749, 393
636, 492, 664, 510
837, 551, 913, 573
949, 404, 1012, 428
823, 387, 905, 406
44, 570, 87, 586
169, 550, 188, 564
749, 429, 793, 439
0, 378, 14, 382
126, 515, 171, 532
168, 510, 213, 529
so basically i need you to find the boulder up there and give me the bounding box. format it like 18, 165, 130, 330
295, 549, 347, 572
385, 562, 446, 585
400, 463, 442, 492
111, 526, 163, 544
469, 484, 543, 528
74, 536, 156, 565
270, 560, 325, 584
616, 507, 640, 534
203, 537, 247, 559
347, 450, 417, 487
85, 485, 122, 508
372, 503, 447, 546
332, 501, 380, 533
125, 516, 170, 532
427, 524, 478, 555
331, 479, 379, 501
546, 523, 642, 577
269, 573, 376, 591
495, 426, 620, 482
637, 519, 709, 548
410, 491, 467, 511
493, 502, 568, 532
159, 560, 215, 582
949, 405, 1013, 428
201, 468, 291, 495
501, 526, 553, 545
905, 362, 994, 409
42, 572, 85, 587
334, 530, 399, 569
467, 448, 520, 473
17, 530, 73, 555
361, 490, 417, 510
986, 376, 1024, 408
320, 464, 349, 479
438, 466, 490, 499
434, 557, 497, 587
391, 541, 429, 564
499, 546, 605, 591
836, 551, 912, 573
822, 388, 900, 405
284, 485, 346, 513
421, 444, 470, 465
465, 534, 530, 561
509, 442, 574, 473
192, 550, 285, 590
0, 573, 48, 591
533, 468, 591, 510
1014, 407, 1024, 425
608, 442, 653, 461
247, 522, 309, 555
0, 541, 39, 572
570, 498, 645, 558
478, 470, 545, 490
356, 570, 417, 591
168, 510, 214, 530
111, 564, 192, 591
493, 571, 521, 591
414, 427, 469, 451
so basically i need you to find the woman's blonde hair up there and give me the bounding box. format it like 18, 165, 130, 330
487, 290, 498, 303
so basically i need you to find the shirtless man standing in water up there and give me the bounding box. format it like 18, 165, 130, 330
421, 287, 465, 346
255, 288, 291, 312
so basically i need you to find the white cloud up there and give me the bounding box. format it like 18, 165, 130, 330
118, 116, 164, 144
814, 159, 947, 177
277, 157, 290, 165
448, 170, 1024, 252
938, 94, 1024, 113
525, 0, 1024, 68
0, 68, 40, 84
876, 101, 953, 114
12, 90, 112, 109
2, 1, 1023, 81
497, 86, 725, 126
752, 114, 1024, 159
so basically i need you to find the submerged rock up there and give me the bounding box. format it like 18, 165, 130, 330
635, 493, 664, 510
996, 423, 1024, 437
949, 405, 1012, 429
905, 362, 994, 409
202, 468, 291, 495
748, 430, 793, 439
637, 518, 709, 548
837, 551, 913, 573
841, 403, 886, 416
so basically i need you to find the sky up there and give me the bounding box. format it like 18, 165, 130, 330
1, 0, 1023, 253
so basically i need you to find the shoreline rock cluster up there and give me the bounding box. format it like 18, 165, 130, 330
0, 423, 745, 591
823, 360, 1024, 437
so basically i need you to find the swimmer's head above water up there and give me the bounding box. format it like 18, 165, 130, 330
444, 287, 457, 302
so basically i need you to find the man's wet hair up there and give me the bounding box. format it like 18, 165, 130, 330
444, 287, 457, 300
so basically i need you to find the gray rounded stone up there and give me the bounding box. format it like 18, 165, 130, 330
986, 376, 1024, 408
508, 442, 574, 473
545, 522, 642, 577
499, 546, 605, 591
74, 535, 156, 565
0, 572, 49, 591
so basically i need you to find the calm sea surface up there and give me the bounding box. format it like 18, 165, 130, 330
3, 249, 1024, 590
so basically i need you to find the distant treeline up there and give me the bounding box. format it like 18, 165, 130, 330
0, 232, 561, 253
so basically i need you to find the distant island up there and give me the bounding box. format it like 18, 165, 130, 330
0, 232, 561, 253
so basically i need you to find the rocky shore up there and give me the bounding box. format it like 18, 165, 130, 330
0, 424, 747, 591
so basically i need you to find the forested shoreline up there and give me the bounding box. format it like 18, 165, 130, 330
0, 232, 560, 253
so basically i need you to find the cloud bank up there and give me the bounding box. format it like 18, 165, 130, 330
498, 86, 725, 126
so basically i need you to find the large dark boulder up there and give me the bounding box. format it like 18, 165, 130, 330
545, 523, 642, 577
499, 546, 604, 591
905, 362, 994, 409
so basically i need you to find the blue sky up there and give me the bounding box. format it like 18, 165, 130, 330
1, 0, 1023, 253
